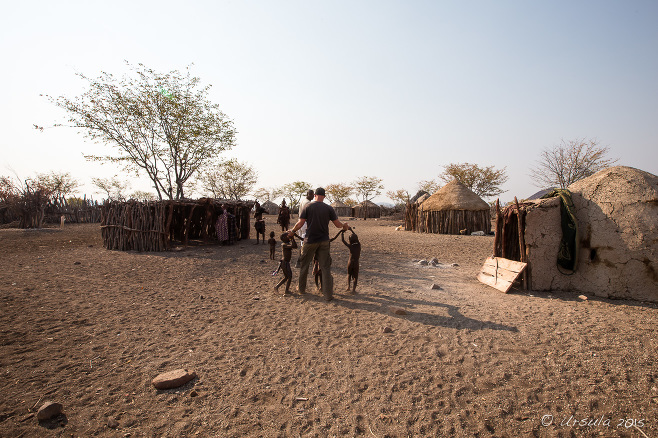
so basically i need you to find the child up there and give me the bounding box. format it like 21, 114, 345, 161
273, 232, 298, 295
342, 229, 361, 293
267, 231, 277, 260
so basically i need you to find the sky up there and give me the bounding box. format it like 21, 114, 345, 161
2, 0, 657, 204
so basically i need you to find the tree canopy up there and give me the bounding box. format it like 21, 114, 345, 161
417, 179, 440, 195
386, 189, 410, 208
200, 159, 257, 200
279, 181, 313, 211
92, 176, 130, 201
439, 163, 508, 198
324, 183, 353, 204
34, 171, 80, 200
353, 176, 384, 202
530, 138, 617, 188
46, 62, 236, 200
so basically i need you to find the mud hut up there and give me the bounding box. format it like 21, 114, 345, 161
260, 200, 279, 215
412, 180, 490, 234
352, 200, 381, 219
101, 198, 254, 251
495, 166, 658, 303
331, 200, 352, 217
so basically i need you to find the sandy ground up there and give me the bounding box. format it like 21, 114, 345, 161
0, 216, 656, 437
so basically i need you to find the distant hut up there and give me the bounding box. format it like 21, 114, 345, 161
414, 180, 490, 234
260, 200, 279, 215
352, 200, 381, 219
331, 200, 352, 217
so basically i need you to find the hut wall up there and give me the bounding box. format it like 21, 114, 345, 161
417, 209, 490, 235
353, 204, 381, 218
525, 195, 658, 303
334, 207, 352, 217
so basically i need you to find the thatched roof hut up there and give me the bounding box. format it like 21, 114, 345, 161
408, 180, 490, 234
260, 200, 279, 215
352, 200, 381, 219
101, 198, 254, 251
331, 200, 352, 217
494, 166, 658, 302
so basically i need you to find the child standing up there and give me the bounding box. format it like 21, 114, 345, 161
342, 229, 361, 293
273, 233, 297, 295
267, 231, 277, 260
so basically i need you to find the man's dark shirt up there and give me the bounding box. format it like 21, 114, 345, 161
300, 201, 338, 244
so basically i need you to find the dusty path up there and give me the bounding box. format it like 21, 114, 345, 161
1, 218, 656, 437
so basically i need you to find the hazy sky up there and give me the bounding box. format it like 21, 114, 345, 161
2, 0, 657, 203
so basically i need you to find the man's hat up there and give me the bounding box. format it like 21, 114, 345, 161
315, 187, 326, 196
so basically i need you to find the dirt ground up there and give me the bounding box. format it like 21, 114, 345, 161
1, 216, 656, 437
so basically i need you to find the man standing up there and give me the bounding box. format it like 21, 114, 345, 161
289, 187, 349, 301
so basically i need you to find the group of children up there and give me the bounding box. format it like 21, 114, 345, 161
255, 216, 361, 296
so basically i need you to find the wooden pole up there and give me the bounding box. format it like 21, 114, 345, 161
515, 197, 527, 290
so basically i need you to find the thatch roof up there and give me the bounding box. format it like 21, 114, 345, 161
260, 200, 279, 214
331, 200, 348, 208
356, 200, 380, 208
410, 190, 429, 203
415, 193, 430, 204
420, 180, 489, 211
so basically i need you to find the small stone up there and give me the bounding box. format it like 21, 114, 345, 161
418, 260, 429, 266
37, 401, 63, 421
430, 283, 442, 290
252, 296, 260, 300
430, 258, 439, 265
390, 306, 408, 315
73, 261, 81, 265
383, 326, 392, 333
152, 369, 197, 389
451, 263, 459, 267
107, 417, 119, 429
189, 390, 198, 397
260, 260, 266, 264
578, 295, 588, 300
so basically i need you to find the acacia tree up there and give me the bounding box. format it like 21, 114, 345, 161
253, 187, 280, 203
200, 159, 257, 200
439, 162, 508, 198
130, 190, 157, 201
530, 138, 617, 188
417, 179, 440, 195
279, 181, 313, 211
386, 189, 410, 209
45, 62, 236, 200
353, 176, 384, 219
92, 176, 130, 201
324, 183, 353, 203
34, 171, 80, 201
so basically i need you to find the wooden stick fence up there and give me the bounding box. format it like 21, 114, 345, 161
101, 199, 254, 251
404, 202, 490, 235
